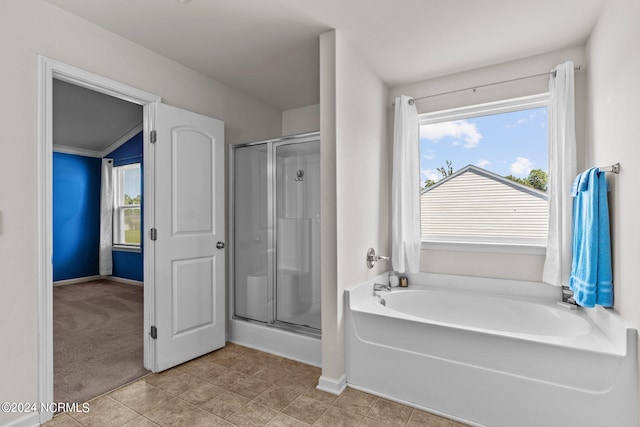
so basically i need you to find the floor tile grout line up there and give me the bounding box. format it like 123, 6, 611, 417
110, 376, 237, 423
56, 343, 463, 427
136, 362, 296, 423
136, 371, 403, 427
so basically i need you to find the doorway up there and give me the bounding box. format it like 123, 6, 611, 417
38, 56, 161, 424
51, 77, 147, 403
39, 56, 227, 424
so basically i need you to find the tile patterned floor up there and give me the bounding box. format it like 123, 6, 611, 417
45, 343, 470, 427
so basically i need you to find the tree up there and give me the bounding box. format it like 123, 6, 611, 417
424, 160, 455, 189
504, 174, 528, 186
436, 160, 454, 180
124, 194, 142, 205
527, 169, 548, 192
505, 169, 548, 192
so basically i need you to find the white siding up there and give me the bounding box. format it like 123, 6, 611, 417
421, 170, 548, 241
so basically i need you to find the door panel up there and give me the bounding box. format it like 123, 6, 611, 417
172, 256, 214, 335
172, 129, 214, 234
154, 103, 225, 371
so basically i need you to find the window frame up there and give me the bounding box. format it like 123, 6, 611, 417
418, 93, 550, 254
112, 162, 142, 251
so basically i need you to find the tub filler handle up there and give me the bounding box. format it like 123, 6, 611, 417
366, 248, 389, 269
373, 283, 391, 295
372, 283, 390, 306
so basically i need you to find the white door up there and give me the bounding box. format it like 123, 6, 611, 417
152, 103, 225, 371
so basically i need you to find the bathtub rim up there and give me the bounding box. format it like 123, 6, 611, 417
347, 272, 633, 358
377, 287, 594, 337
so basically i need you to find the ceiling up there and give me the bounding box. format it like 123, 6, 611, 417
45, 0, 605, 112
53, 79, 143, 155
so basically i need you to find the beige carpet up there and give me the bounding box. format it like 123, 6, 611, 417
53, 279, 150, 404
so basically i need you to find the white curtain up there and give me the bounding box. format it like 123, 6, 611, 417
543, 62, 577, 287
391, 95, 421, 274
99, 158, 114, 276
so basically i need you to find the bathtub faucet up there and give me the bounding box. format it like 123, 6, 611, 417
373, 283, 390, 306
373, 283, 391, 295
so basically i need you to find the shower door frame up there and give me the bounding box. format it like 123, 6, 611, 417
229, 131, 320, 338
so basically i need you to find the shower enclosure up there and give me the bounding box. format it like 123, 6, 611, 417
231, 132, 320, 337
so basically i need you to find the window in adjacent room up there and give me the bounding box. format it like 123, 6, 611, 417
113, 163, 141, 247
419, 94, 549, 247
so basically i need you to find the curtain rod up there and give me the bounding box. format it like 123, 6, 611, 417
399, 66, 582, 105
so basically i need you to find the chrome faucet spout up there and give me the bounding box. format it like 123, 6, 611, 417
373, 283, 391, 296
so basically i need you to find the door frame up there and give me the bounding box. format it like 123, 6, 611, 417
37, 56, 160, 424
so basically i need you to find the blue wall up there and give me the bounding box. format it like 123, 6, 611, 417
109, 131, 143, 167
52, 132, 144, 282
107, 132, 144, 282
52, 153, 102, 281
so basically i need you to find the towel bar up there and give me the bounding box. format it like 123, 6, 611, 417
598, 163, 620, 174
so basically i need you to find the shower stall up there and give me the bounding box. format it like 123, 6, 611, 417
230, 132, 320, 360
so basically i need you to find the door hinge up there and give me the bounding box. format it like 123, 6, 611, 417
150, 130, 157, 143
150, 326, 157, 339
150, 228, 157, 241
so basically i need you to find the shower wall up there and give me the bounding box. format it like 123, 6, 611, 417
232, 133, 321, 334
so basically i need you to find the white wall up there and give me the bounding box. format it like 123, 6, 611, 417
282, 104, 320, 136
319, 30, 390, 387
319, 30, 339, 386
586, 0, 640, 416
0, 1, 281, 424
390, 46, 586, 282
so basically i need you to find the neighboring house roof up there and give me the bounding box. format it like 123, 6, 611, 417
421, 164, 547, 199
420, 164, 548, 241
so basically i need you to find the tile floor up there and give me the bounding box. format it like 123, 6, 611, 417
45, 343, 469, 427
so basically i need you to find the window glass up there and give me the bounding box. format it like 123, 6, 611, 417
114, 163, 141, 246
419, 96, 549, 245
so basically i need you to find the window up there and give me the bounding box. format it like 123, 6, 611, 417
419, 94, 549, 247
113, 163, 141, 247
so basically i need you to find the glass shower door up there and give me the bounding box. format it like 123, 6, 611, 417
274, 140, 321, 330
233, 144, 271, 323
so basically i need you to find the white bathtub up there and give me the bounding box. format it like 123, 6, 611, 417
345, 273, 638, 427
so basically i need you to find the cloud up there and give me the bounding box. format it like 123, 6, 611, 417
420, 120, 482, 148
510, 157, 533, 176
476, 159, 491, 169
422, 150, 435, 160
421, 168, 440, 182
505, 110, 546, 128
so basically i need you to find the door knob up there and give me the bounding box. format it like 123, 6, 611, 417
216, 241, 225, 249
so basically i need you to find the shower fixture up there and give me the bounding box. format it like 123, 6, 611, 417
295, 169, 304, 181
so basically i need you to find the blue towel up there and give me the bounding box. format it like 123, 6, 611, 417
569, 168, 613, 307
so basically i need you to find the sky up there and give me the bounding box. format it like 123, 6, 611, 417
419, 106, 548, 184
123, 165, 141, 198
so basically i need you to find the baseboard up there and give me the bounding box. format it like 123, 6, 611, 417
317, 374, 346, 395
52, 275, 142, 287
105, 276, 143, 286
53, 275, 101, 286
1, 412, 40, 427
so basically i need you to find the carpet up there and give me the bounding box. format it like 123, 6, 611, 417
53, 279, 150, 404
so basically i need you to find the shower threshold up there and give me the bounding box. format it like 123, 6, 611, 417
232, 315, 321, 339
